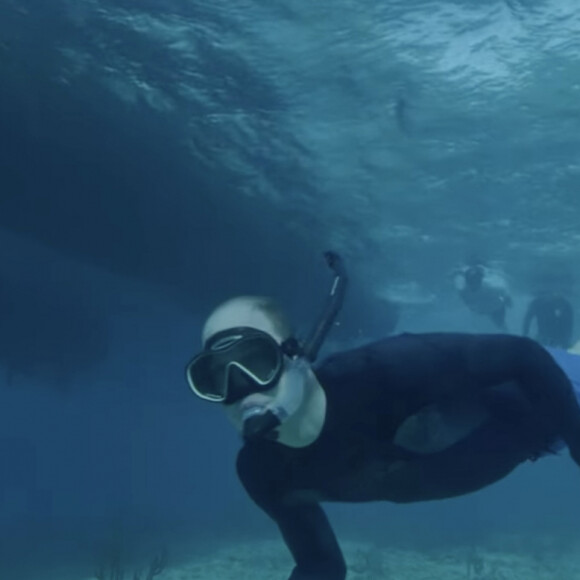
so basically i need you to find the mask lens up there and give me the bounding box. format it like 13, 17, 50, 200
233, 337, 280, 383
187, 353, 228, 401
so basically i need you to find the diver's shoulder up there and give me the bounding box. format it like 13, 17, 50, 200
313, 333, 419, 380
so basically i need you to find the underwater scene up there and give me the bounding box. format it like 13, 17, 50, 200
1, 0, 580, 579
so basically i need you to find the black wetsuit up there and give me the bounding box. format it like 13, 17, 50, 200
523, 294, 574, 349
236, 333, 580, 580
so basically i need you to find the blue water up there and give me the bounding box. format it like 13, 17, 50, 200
1, 0, 580, 578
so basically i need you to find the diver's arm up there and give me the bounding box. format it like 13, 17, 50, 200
279, 503, 346, 580
459, 334, 580, 457
237, 448, 346, 580
381, 333, 580, 452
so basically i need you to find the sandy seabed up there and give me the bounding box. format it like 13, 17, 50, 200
83, 536, 580, 580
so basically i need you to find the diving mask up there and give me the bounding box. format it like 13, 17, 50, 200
186, 326, 300, 405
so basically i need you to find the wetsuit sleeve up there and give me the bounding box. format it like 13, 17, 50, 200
236, 446, 347, 580
436, 334, 580, 461
339, 333, 580, 458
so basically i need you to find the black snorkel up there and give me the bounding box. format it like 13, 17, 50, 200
303, 251, 348, 362
243, 251, 348, 442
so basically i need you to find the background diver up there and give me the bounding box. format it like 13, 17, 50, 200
523, 292, 575, 349
186, 253, 580, 580
453, 262, 512, 330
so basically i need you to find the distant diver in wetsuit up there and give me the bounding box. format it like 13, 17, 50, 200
185, 253, 580, 580
454, 263, 512, 330
523, 293, 574, 349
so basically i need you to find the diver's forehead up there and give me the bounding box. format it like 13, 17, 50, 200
202, 303, 280, 344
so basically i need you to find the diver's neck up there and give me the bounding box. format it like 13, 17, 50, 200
277, 375, 327, 448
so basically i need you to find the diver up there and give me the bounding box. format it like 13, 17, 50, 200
453, 263, 512, 330
185, 253, 580, 580
523, 293, 574, 349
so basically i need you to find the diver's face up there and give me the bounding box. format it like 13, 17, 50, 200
203, 305, 287, 433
